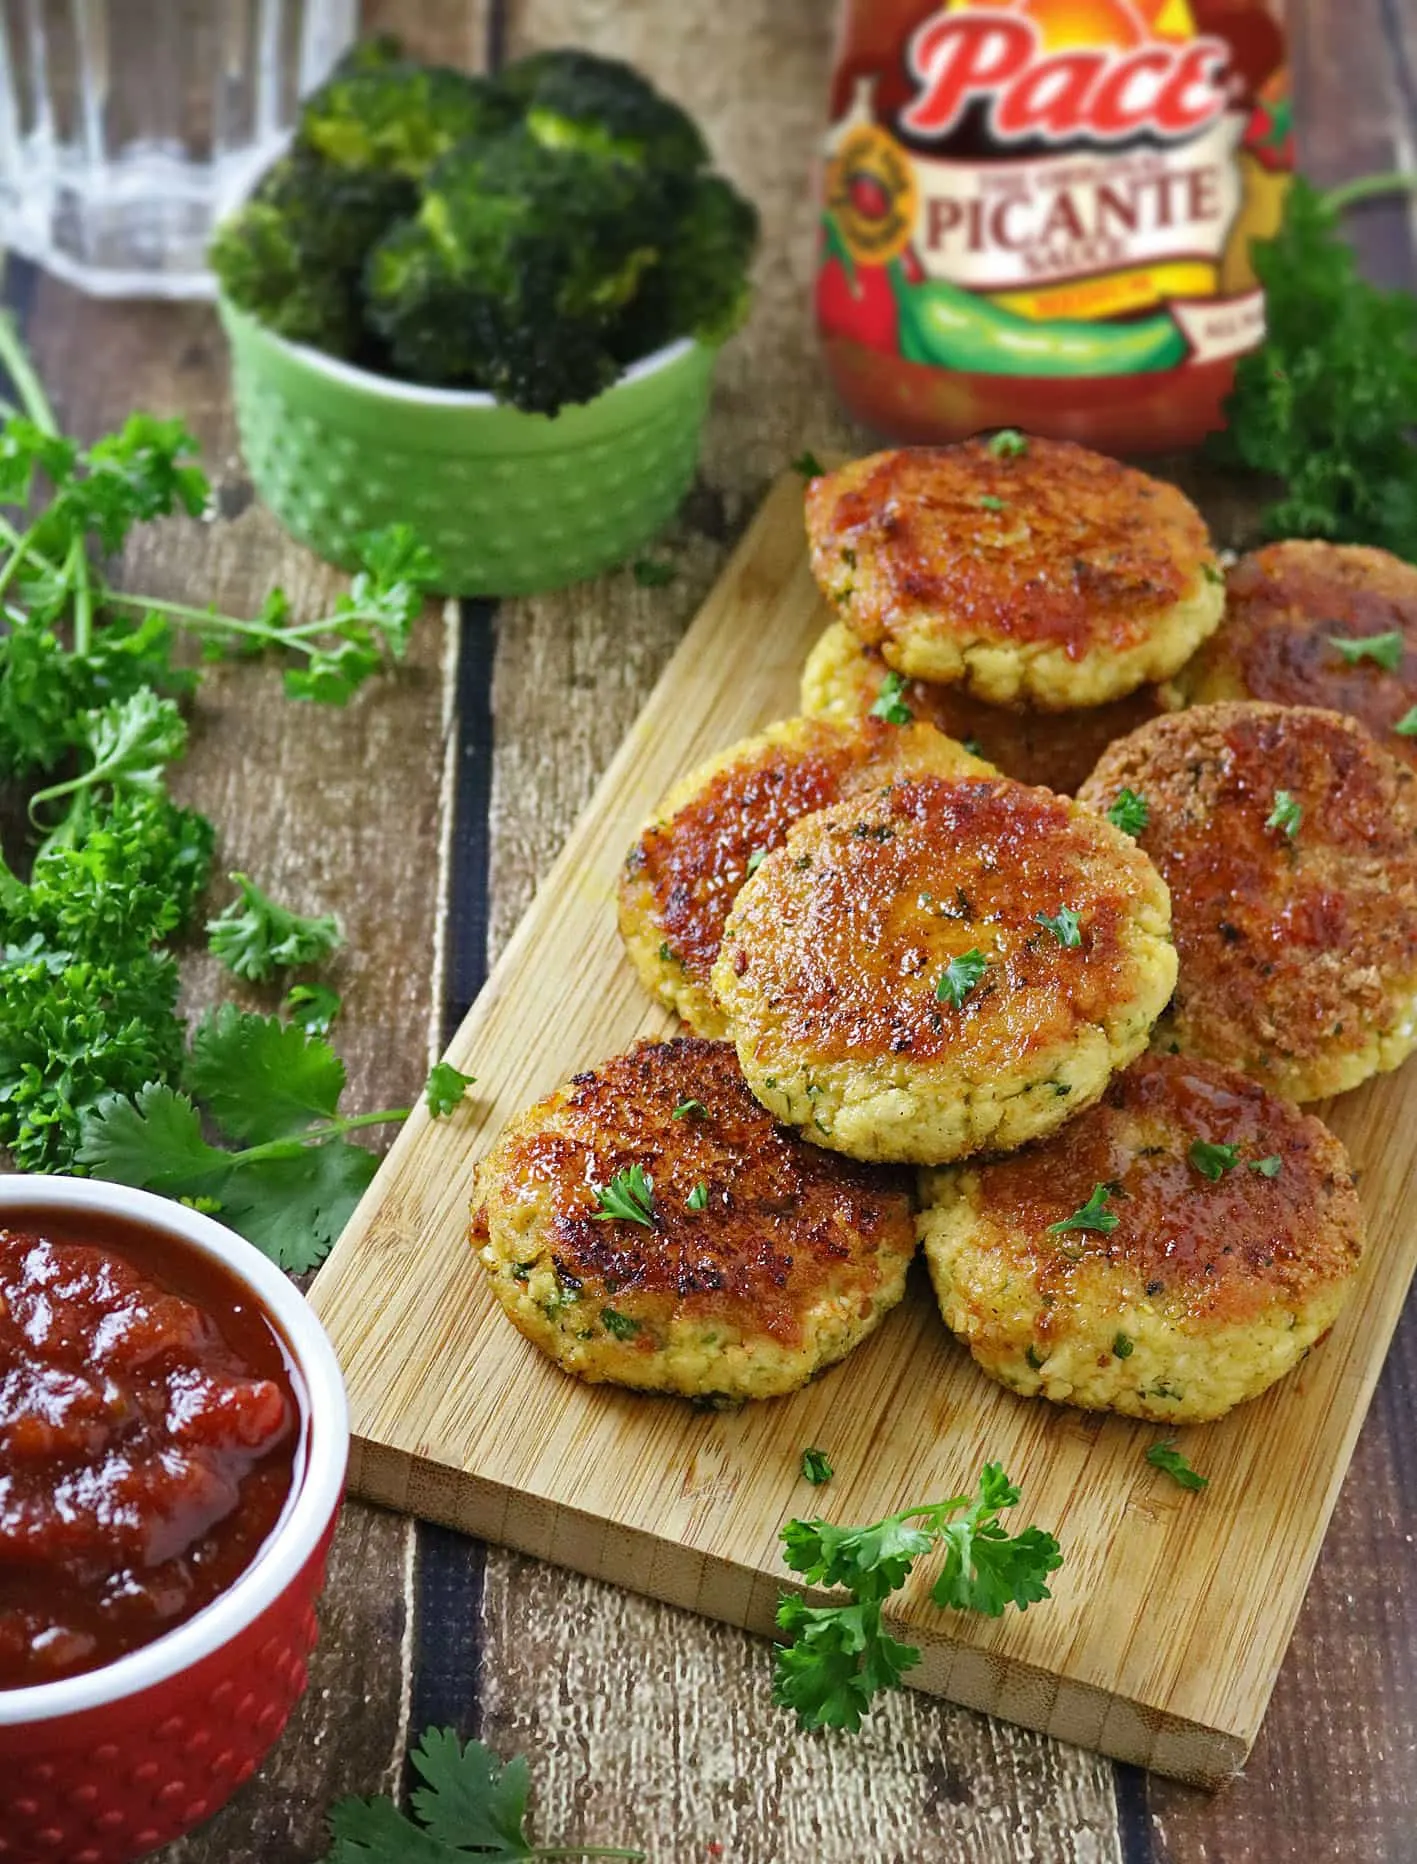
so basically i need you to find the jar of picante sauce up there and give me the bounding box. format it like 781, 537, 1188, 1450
0, 1207, 303, 1689
817, 0, 1291, 452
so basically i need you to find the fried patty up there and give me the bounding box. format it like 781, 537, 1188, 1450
1173, 540, 1417, 765
471, 1037, 918, 1401
805, 439, 1223, 709
800, 620, 1167, 795
711, 773, 1177, 1164
618, 715, 993, 1034
919, 1054, 1364, 1424
1078, 701, 1417, 1101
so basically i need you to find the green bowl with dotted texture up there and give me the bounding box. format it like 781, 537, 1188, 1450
218, 296, 718, 596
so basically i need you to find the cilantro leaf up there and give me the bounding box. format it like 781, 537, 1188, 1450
593, 1163, 655, 1226
1048, 1183, 1119, 1235
1106, 788, 1149, 836
207, 871, 342, 981
869, 669, 914, 725
185, 1005, 345, 1143
77, 1083, 232, 1196
1266, 790, 1303, 838
1188, 1139, 1240, 1181
219, 1139, 378, 1272
801, 1447, 833, 1486
1146, 1441, 1209, 1491
1328, 629, 1405, 671
936, 948, 987, 1008
284, 981, 342, 1035
426, 1061, 476, 1118
1035, 905, 1081, 948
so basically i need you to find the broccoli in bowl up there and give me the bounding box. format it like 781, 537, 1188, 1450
210, 41, 758, 417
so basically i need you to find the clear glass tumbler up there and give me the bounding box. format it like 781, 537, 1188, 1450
0, 0, 357, 298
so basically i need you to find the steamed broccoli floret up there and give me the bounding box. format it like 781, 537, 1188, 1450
209, 149, 414, 353
364, 127, 662, 411
611, 171, 759, 362
297, 61, 518, 180
502, 48, 708, 175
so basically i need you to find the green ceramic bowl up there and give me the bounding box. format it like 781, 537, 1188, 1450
218, 297, 717, 596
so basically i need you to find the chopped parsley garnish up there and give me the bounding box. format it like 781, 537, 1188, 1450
1146, 1441, 1209, 1491
320, 1727, 645, 1863
672, 1098, 707, 1121
800, 1447, 833, 1486
1266, 789, 1303, 837
1250, 1154, 1283, 1178
657, 940, 675, 963
1201, 561, 1225, 587
979, 494, 1007, 512
773, 1463, 1062, 1731
1112, 1332, 1135, 1360
936, 948, 988, 1008
1396, 706, 1417, 736
962, 735, 984, 757
792, 449, 825, 479
1106, 788, 1150, 836
1327, 629, 1404, 670
746, 846, 768, 875
592, 1164, 655, 1227
632, 556, 677, 587
1035, 905, 1081, 948
425, 1062, 475, 1118
1048, 1183, 1119, 1235
987, 429, 1028, 459
601, 1307, 641, 1339
869, 669, 914, 725
1188, 1139, 1240, 1181
686, 1181, 708, 1211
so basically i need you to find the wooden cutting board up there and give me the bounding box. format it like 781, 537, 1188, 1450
309, 472, 1417, 1787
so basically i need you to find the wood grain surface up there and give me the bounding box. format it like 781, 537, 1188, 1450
1, 0, 1400, 1856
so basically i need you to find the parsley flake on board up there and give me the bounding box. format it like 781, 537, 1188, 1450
1035, 905, 1082, 948
686, 1181, 708, 1211
987, 429, 1028, 458
1328, 629, 1405, 670
773, 1463, 1062, 1731
869, 668, 914, 725
320, 1726, 644, 1862
425, 1062, 476, 1118
1048, 1184, 1119, 1235
1106, 788, 1149, 836
801, 1447, 833, 1486
672, 1098, 707, 1120
936, 948, 988, 1007
1267, 790, 1303, 838
207, 871, 342, 982
1146, 1441, 1209, 1491
592, 1164, 656, 1227
1188, 1140, 1240, 1181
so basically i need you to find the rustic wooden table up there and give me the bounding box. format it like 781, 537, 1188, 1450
14, 1, 1413, 1858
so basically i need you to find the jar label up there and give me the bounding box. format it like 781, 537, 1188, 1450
821, 0, 1291, 381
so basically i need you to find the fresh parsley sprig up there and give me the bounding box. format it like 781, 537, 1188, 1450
593, 1163, 656, 1227
1049, 1184, 1119, 1235
774, 1464, 1062, 1731
207, 872, 343, 982
321, 1727, 644, 1862
1106, 789, 1149, 837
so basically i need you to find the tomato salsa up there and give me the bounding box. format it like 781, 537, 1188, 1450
0, 1208, 302, 1690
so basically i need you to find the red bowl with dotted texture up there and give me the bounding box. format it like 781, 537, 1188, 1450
0, 1179, 349, 1864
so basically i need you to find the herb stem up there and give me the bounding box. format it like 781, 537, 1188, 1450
0, 312, 61, 433
0, 520, 42, 601
1322, 170, 1417, 216
0, 512, 62, 577
226, 1106, 412, 1167
67, 533, 94, 654
101, 587, 322, 654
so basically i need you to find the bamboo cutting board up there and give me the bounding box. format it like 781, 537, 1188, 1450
309, 473, 1417, 1787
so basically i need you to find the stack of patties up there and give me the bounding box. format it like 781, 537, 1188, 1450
473, 436, 1390, 1424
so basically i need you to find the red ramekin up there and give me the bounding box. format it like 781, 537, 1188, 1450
0, 1177, 350, 1864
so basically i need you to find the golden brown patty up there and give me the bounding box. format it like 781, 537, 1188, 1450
1078, 701, 1417, 1100
800, 620, 1167, 795
1173, 540, 1417, 765
711, 774, 1176, 1163
618, 714, 992, 1034
805, 438, 1223, 709
471, 1037, 918, 1400
919, 1054, 1364, 1423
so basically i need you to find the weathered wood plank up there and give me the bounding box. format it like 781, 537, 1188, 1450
20, 266, 449, 1860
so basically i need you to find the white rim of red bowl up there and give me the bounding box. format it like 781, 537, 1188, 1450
0, 1176, 350, 1727
242, 310, 698, 409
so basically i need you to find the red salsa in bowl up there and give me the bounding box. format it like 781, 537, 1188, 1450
0, 1206, 305, 1691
